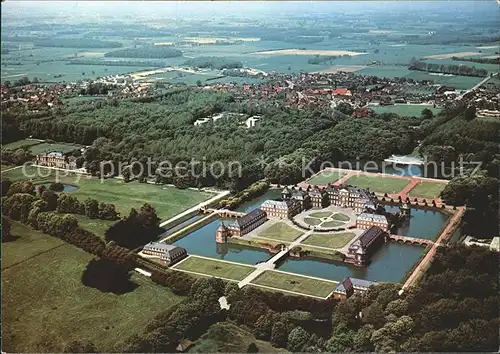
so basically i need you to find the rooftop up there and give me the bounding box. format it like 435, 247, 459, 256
334, 277, 378, 294
143, 242, 180, 252
261, 199, 295, 210
357, 213, 388, 223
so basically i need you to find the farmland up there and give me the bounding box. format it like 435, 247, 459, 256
2, 232, 184, 352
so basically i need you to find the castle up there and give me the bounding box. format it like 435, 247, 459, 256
216, 185, 389, 243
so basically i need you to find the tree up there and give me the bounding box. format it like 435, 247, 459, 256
421, 108, 434, 119
84, 198, 99, 219
49, 182, 65, 192
1, 179, 12, 197
1, 216, 12, 242
41, 189, 58, 211
137, 203, 160, 228
270, 321, 288, 348
247, 343, 259, 353
287, 327, 310, 352
98, 202, 119, 220
57, 194, 84, 214
7, 181, 36, 196
196, 80, 202, 87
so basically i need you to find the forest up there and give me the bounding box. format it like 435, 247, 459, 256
104, 46, 183, 59
4, 87, 420, 191
409, 59, 489, 77
183, 57, 243, 70
33, 38, 123, 48
452, 56, 500, 65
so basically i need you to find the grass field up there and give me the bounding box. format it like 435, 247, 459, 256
302, 232, 356, 249
251, 270, 335, 298
345, 174, 410, 194
309, 211, 332, 218
368, 104, 441, 117
2, 221, 65, 270
2, 235, 184, 352
331, 213, 350, 221
304, 217, 322, 226
172, 256, 254, 281
307, 170, 345, 185
1, 166, 212, 220
3, 139, 42, 150
257, 222, 303, 242
28, 142, 83, 154
321, 220, 345, 228
72, 214, 116, 237
408, 181, 446, 199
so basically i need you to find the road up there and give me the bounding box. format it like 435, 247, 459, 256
402, 206, 465, 290
456, 73, 497, 100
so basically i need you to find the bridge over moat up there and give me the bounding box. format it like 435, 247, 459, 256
200, 207, 245, 218
387, 234, 435, 247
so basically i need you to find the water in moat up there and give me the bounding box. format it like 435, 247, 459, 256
175, 189, 448, 282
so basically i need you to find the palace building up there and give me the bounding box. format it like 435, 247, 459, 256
356, 213, 389, 231
345, 226, 387, 267
216, 208, 268, 242
142, 242, 188, 265
331, 277, 378, 301
308, 187, 329, 208
327, 186, 375, 214
260, 199, 301, 219
35, 152, 70, 169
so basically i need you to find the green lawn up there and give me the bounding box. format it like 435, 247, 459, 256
321, 220, 345, 228
2, 238, 184, 352
331, 213, 350, 221
345, 174, 410, 194
309, 211, 332, 218
251, 271, 336, 298
72, 214, 116, 237
408, 181, 446, 199
307, 170, 345, 185
172, 256, 254, 281
2, 221, 65, 270
3, 139, 42, 150
302, 232, 356, 249
368, 104, 441, 117
28, 142, 83, 155
257, 222, 303, 242
1, 166, 213, 220
304, 217, 322, 226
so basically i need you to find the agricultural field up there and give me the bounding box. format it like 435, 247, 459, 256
2, 232, 184, 352
367, 104, 441, 117
408, 181, 446, 199
302, 232, 356, 249
307, 170, 345, 185
257, 222, 303, 242
2, 139, 42, 150
345, 174, 410, 194
1, 166, 213, 220
251, 270, 336, 298
172, 256, 254, 281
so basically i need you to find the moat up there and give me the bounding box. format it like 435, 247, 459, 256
174, 189, 449, 283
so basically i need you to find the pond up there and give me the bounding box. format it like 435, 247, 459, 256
37, 183, 78, 192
